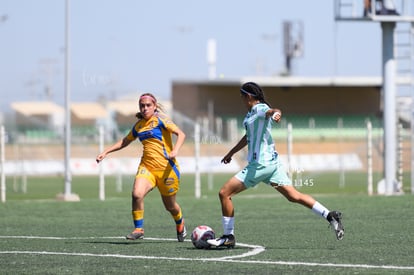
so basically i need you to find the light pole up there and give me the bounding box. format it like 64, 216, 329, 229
56, 0, 79, 201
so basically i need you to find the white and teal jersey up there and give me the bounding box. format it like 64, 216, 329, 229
243, 103, 277, 165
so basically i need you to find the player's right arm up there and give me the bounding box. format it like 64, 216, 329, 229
221, 135, 247, 164
96, 136, 133, 163
266, 108, 282, 123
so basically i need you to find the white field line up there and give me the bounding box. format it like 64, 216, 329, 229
0, 236, 264, 260
1, 236, 414, 271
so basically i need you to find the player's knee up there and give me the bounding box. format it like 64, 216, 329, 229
163, 203, 179, 214
131, 190, 144, 201
164, 205, 174, 212
218, 188, 229, 201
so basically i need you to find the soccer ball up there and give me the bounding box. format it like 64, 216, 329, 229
191, 225, 215, 249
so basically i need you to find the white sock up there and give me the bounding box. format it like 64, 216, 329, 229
222, 216, 234, 235
311, 201, 329, 219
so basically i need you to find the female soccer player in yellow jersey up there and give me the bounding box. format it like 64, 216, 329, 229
96, 93, 187, 242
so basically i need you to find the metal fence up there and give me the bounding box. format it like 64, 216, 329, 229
0, 112, 413, 200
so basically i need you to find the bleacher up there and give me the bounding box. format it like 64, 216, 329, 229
283, 114, 382, 129
225, 114, 384, 140
9, 113, 385, 144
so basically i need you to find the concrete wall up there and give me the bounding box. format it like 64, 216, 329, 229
172, 82, 381, 118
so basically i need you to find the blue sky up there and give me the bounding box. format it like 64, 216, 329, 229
0, 0, 385, 112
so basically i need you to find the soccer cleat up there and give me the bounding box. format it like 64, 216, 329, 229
327, 211, 344, 240
176, 220, 187, 242
207, 234, 236, 248
126, 228, 144, 240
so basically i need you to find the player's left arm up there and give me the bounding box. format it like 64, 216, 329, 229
169, 126, 186, 159
158, 114, 186, 159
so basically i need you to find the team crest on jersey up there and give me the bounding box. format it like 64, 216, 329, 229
138, 119, 156, 130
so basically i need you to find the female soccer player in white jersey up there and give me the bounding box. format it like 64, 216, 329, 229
207, 82, 344, 248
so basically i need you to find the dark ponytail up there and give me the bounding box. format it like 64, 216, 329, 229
240, 82, 272, 107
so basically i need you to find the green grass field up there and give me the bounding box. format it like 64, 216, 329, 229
1, 173, 413, 274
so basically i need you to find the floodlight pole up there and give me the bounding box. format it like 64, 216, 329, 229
64, 0, 72, 197
57, 0, 79, 201
382, 22, 398, 195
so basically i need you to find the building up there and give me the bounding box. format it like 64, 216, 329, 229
172, 76, 382, 118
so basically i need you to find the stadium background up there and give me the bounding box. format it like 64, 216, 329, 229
1, 0, 414, 198
1, 75, 412, 196
1, 1, 414, 273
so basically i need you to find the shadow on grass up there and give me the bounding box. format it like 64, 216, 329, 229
79, 240, 166, 245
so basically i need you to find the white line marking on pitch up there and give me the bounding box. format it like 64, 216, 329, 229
1, 236, 414, 270
0, 235, 264, 260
